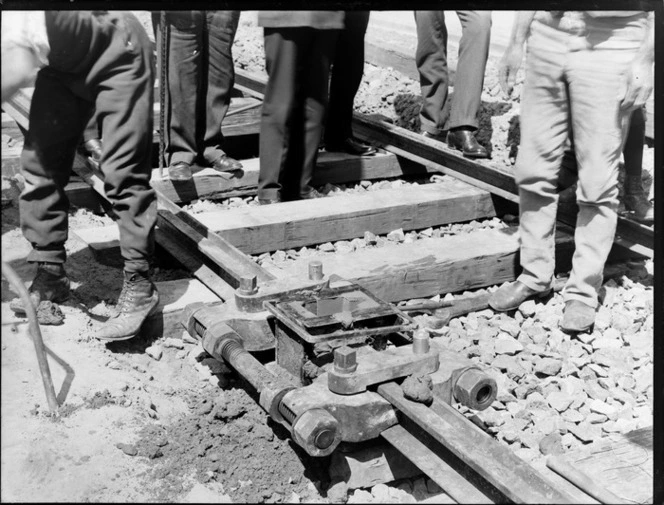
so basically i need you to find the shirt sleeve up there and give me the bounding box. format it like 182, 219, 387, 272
1, 10, 50, 68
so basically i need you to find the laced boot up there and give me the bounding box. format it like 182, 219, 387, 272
623, 176, 653, 223
10, 262, 70, 314
95, 270, 159, 342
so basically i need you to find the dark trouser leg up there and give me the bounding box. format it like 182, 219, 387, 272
259, 28, 304, 201
93, 12, 156, 273
164, 11, 204, 166
202, 10, 240, 164
301, 30, 338, 197
623, 106, 645, 179
325, 11, 370, 143
20, 70, 90, 264
448, 11, 491, 130
415, 11, 449, 136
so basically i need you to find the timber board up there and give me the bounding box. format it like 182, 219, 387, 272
147, 151, 433, 203
73, 180, 498, 255
263, 227, 576, 303
562, 427, 653, 504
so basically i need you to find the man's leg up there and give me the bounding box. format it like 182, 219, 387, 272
163, 11, 204, 179
622, 106, 653, 222
258, 27, 303, 203
10, 70, 86, 312
92, 12, 158, 341
562, 38, 639, 329
489, 21, 570, 311
446, 10, 491, 159
202, 10, 242, 170
414, 11, 449, 138
324, 11, 375, 156
300, 29, 339, 199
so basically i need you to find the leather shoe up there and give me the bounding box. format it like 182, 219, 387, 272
83, 139, 103, 163
560, 300, 595, 333
489, 281, 551, 312
447, 129, 489, 159
211, 154, 243, 172
169, 161, 193, 181
326, 137, 377, 156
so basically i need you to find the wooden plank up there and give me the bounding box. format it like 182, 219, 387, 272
147, 150, 433, 203
197, 181, 497, 254
264, 227, 576, 303
381, 424, 494, 504
378, 383, 577, 504
561, 427, 653, 505
72, 181, 500, 255
142, 277, 220, 340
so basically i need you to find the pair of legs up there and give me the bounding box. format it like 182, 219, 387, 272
153, 11, 241, 178
258, 27, 338, 202
414, 10, 491, 158
17, 12, 158, 340
324, 11, 376, 157
490, 17, 646, 331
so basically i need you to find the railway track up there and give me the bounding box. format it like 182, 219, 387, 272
2, 65, 653, 503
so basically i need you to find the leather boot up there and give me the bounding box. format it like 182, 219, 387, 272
489, 281, 551, 312
623, 176, 653, 224
10, 262, 71, 314
210, 154, 243, 172
95, 270, 159, 342
326, 137, 377, 156
560, 300, 595, 333
447, 129, 489, 159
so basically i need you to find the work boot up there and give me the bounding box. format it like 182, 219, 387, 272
95, 270, 159, 342
9, 262, 70, 314
447, 129, 489, 159
560, 300, 595, 333
210, 154, 243, 172
623, 176, 653, 224
488, 281, 551, 312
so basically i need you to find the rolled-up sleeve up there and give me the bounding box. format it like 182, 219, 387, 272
1, 10, 50, 68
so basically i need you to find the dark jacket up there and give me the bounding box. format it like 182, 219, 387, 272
257, 11, 344, 30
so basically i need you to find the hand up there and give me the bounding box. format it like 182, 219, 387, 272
499, 44, 524, 98
619, 57, 653, 111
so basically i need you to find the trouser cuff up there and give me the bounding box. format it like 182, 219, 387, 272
169, 152, 196, 166
124, 259, 150, 274
27, 246, 66, 264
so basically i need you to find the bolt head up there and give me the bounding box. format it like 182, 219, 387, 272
238, 275, 258, 295
334, 346, 357, 373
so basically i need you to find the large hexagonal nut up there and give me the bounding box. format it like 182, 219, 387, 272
292, 409, 341, 457
453, 367, 497, 411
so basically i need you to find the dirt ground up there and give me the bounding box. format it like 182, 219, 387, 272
1, 10, 655, 504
